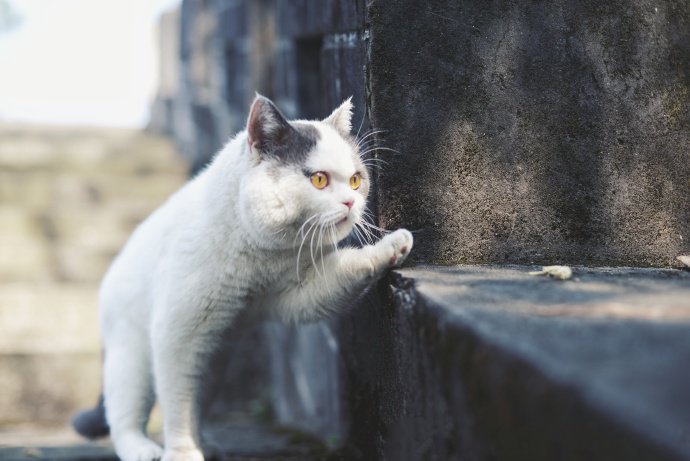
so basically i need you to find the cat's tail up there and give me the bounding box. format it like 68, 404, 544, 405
71, 394, 110, 439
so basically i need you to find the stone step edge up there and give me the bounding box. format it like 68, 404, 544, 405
387, 265, 690, 461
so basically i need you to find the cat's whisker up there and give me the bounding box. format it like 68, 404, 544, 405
361, 155, 389, 163
361, 161, 388, 170
318, 223, 328, 282
293, 214, 319, 247
355, 222, 375, 245
360, 221, 389, 239
354, 113, 367, 140
309, 218, 323, 279
358, 214, 382, 241
361, 157, 390, 165
361, 208, 378, 221
362, 225, 376, 245
359, 147, 400, 156
355, 130, 386, 150
329, 224, 340, 254
352, 225, 366, 247
357, 127, 386, 141
295, 215, 320, 283
356, 138, 380, 152
360, 212, 390, 234
362, 224, 377, 244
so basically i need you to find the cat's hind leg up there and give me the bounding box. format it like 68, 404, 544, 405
103, 337, 162, 461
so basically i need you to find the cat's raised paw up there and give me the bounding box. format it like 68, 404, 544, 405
375, 228, 413, 269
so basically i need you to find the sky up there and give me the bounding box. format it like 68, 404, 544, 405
0, 0, 180, 127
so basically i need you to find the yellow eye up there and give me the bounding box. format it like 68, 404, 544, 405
350, 173, 362, 190
310, 172, 328, 189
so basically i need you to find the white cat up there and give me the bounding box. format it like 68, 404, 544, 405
73, 95, 413, 461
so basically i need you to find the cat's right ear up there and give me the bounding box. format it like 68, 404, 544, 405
247, 94, 292, 155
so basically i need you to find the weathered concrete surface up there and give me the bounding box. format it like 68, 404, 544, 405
0, 418, 326, 460
369, 0, 690, 267
338, 266, 690, 460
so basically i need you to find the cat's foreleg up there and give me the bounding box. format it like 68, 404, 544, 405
276, 228, 413, 322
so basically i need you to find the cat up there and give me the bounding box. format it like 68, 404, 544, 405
72, 95, 413, 461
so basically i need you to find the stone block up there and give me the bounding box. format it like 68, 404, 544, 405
276, 0, 367, 38
369, 0, 690, 267
338, 266, 690, 460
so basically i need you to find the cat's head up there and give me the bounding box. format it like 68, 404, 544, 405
238, 94, 370, 249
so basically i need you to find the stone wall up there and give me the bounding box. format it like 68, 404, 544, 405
369, 0, 690, 267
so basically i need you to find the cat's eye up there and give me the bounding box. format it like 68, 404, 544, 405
350, 173, 362, 190
310, 172, 328, 189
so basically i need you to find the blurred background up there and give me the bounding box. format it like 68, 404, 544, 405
0, 0, 187, 446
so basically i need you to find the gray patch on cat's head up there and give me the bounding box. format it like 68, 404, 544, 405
247, 95, 320, 165
270, 122, 320, 165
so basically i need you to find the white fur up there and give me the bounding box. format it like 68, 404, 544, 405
99, 98, 413, 461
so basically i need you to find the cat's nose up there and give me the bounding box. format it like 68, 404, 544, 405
343, 200, 354, 210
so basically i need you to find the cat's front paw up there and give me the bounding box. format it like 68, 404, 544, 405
373, 229, 413, 271
162, 448, 204, 461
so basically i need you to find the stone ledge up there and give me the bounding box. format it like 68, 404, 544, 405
375, 265, 690, 460
0, 419, 327, 461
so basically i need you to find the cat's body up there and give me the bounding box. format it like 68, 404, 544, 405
75, 96, 413, 461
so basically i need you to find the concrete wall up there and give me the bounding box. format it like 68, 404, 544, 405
369, 0, 690, 267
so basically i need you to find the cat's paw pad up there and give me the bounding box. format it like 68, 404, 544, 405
376, 229, 413, 269
162, 448, 204, 461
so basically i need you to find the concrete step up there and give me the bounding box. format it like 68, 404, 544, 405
332, 265, 690, 460
0, 418, 329, 461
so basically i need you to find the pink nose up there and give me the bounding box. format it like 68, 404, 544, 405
343, 200, 354, 210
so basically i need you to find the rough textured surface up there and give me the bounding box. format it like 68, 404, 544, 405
369, 0, 690, 267
338, 266, 690, 460
0, 418, 327, 460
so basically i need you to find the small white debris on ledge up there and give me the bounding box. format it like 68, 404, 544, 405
677, 255, 690, 268
528, 265, 573, 280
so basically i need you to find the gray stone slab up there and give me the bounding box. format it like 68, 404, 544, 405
393, 265, 690, 460
0, 420, 325, 461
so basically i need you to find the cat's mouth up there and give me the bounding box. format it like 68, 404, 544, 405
337, 216, 349, 226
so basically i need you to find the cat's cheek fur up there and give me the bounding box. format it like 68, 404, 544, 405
239, 169, 302, 247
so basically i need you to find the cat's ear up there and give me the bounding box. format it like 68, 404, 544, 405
324, 97, 353, 136
247, 94, 292, 152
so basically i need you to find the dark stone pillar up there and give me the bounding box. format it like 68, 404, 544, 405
369, 0, 690, 267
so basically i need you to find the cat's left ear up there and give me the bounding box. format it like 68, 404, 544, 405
324, 97, 353, 136
247, 94, 293, 153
